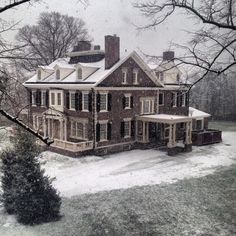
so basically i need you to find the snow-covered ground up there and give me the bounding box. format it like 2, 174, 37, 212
41, 131, 236, 197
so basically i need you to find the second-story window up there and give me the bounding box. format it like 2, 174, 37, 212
141, 98, 154, 114
172, 92, 177, 107
122, 68, 127, 84
132, 69, 138, 84
82, 92, 89, 111
57, 93, 62, 106
182, 93, 186, 107
41, 91, 46, 107
32, 90, 37, 106
51, 93, 55, 106
100, 93, 107, 111
70, 92, 76, 110
123, 94, 133, 109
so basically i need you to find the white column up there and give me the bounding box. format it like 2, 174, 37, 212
43, 117, 47, 137
167, 124, 173, 148
47, 118, 50, 137
60, 119, 64, 140
173, 123, 176, 147
185, 121, 192, 145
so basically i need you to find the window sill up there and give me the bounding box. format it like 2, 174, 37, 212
82, 109, 89, 112
124, 135, 131, 138
99, 139, 108, 142
99, 110, 108, 113
124, 107, 131, 110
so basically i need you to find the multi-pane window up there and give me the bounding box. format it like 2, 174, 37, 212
100, 123, 107, 140
32, 90, 37, 106
124, 121, 131, 137
70, 92, 76, 110
51, 93, 55, 105
122, 68, 127, 84
125, 95, 131, 109
70, 120, 88, 139
41, 91, 46, 107
57, 93, 62, 106
172, 93, 177, 107
100, 93, 107, 111
83, 92, 89, 111
159, 92, 164, 105
141, 99, 154, 114
132, 69, 138, 84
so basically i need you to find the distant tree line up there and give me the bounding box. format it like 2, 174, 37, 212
190, 72, 236, 121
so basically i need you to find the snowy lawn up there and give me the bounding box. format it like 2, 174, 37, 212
41, 130, 236, 197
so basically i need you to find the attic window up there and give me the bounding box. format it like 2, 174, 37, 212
37, 69, 41, 80
132, 69, 139, 84
122, 68, 127, 84
56, 69, 60, 80
77, 67, 82, 80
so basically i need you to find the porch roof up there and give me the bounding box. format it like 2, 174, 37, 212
137, 114, 192, 124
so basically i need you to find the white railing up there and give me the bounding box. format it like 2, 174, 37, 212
52, 139, 93, 152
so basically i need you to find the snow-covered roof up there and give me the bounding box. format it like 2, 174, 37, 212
137, 114, 192, 124
189, 107, 211, 119
24, 50, 163, 88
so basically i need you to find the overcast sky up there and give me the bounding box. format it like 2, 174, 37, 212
2, 0, 197, 57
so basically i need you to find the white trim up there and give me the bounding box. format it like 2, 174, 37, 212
172, 92, 177, 107
70, 118, 89, 140
124, 94, 131, 109
41, 90, 47, 107
182, 93, 186, 107
99, 92, 108, 112
69, 91, 76, 110
99, 121, 108, 142
124, 120, 131, 138
132, 68, 139, 85
122, 68, 128, 85
31, 90, 37, 106
140, 97, 155, 115
82, 91, 89, 112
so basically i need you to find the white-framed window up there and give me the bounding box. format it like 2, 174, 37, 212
100, 122, 107, 141
41, 90, 46, 107
141, 98, 155, 114
57, 93, 62, 106
82, 92, 89, 111
32, 90, 37, 106
124, 120, 131, 138
159, 92, 164, 105
51, 92, 55, 106
182, 93, 186, 107
70, 92, 76, 110
177, 74, 180, 83
132, 68, 139, 84
160, 72, 164, 82
70, 119, 88, 140
100, 93, 108, 111
124, 94, 131, 109
37, 69, 41, 80
172, 92, 177, 107
122, 68, 128, 84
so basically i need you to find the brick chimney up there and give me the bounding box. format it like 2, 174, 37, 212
163, 51, 175, 61
105, 35, 120, 69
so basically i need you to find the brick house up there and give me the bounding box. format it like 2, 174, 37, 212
23, 35, 218, 156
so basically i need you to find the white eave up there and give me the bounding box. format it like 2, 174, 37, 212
189, 107, 211, 119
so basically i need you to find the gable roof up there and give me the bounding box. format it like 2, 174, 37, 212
189, 107, 211, 119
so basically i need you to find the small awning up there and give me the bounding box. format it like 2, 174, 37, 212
137, 114, 193, 124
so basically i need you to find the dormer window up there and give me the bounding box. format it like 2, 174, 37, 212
160, 72, 164, 82
56, 69, 60, 80
132, 69, 139, 84
37, 69, 41, 80
176, 74, 180, 83
77, 67, 82, 80
122, 68, 127, 84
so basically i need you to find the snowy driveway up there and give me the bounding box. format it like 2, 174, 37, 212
42, 131, 236, 197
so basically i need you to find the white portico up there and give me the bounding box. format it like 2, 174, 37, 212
137, 114, 193, 155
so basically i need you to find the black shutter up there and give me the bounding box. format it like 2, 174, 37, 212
65, 92, 70, 109
120, 121, 125, 138
177, 92, 180, 107
122, 96, 126, 109
78, 92, 82, 111
185, 93, 189, 107
75, 92, 79, 111
89, 92, 92, 112
29, 90, 32, 105
131, 120, 135, 137
107, 122, 112, 140
108, 93, 112, 111
180, 92, 183, 107
96, 123, 100, 142
97, 93, 100, 112
36, 90, 41, 106
171, 93, 174, 107
46, 91, 49, 108
130, 96, 134, 108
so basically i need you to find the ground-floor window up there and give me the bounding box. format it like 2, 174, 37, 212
70, 119, 88, 140
124, 120, 131, 137
100, 123, 107, 141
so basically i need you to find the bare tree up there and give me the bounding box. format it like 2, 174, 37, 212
16, 11, 90, 71
135, 0, 236, 89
